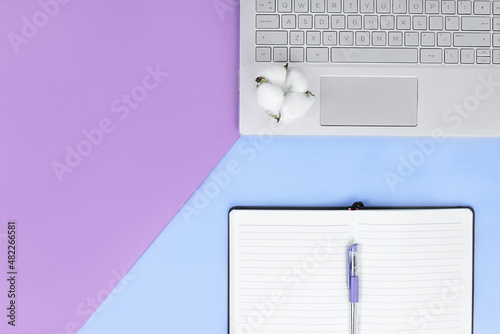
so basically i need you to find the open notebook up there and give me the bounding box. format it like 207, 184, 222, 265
229, 206, 474, 334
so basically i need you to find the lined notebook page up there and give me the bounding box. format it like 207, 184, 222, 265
229, 209, 353, 334
354, 209, 473, 334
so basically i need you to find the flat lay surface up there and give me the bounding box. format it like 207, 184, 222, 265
1, 1, 499, 333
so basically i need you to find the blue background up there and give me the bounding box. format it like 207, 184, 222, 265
79, 136, 500, 333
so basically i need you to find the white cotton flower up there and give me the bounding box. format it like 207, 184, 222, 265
256, 82, 285, 117
280, 92, 315, 123
255, 64, 314, 123
282, 68, 308, 93
258, 66, 288, 87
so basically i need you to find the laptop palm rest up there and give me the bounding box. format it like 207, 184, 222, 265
320, 76, 418, 127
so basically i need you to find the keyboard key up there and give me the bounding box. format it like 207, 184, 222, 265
421, 49, 442, 63
437, 32, 452, 46
327, 0, 342, 12
493, 50, 500, 64
307, 47, 329, 62
442, 1, 456, 14
356, 31, 370, 45
445, 16, 460, 31
274, 47, 288, 61
315, 15, 330, 28
429, 16, 443, 30
256, 15, 280, 29
445, 48, 459, 63
295, 0, 308, 12
331, 15, 346, 28
256, 47, 272, 61
311, 0, 326, 12
306, 31, 321, 44
298, 15, 313, 28
494, 2, 500, 15
425, 1, 439, 14
290, 31, 304, 44
405, 32, 419, 46
454, 33, 490, 47
397, 16, 411, 30
477, 49, 491, 57
360, 0, 374, 13
494, 18, 500, 31
331, 47, 418, 62
462, 17, 491, 31
348, 15, 362, 29
343, 0, 358, 13
409, 0, 423, 14
365, 15, 379, 30
393, 0, 407, 14
457, 1, 472, 15
256, 0, 276, 12
339, 31, 354, 45
388, 32, 403, 46
377, 0, 391, 13
473, 1, 491, 15
421, 32, 435, 46
290, 47, 304, 61
323, 31, 338, 45
380, 15, 395, 29
256, 31, 288, 45
281, 14, 296, 28
494, 33, 500, 47
413, 16, 427, 30
373, 31, 387, 45
477, 56, 491, 64
277, 0, 292, 12
461, 49, 475, 64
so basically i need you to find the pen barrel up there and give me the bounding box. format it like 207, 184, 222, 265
350, 303, 358, 334
349, 277, 359, 303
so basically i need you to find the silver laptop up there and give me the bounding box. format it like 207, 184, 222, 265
240, 0, 500, 136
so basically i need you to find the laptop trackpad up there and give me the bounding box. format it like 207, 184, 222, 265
320, 76, 418, 127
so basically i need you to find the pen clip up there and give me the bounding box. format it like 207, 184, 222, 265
347, 243, 358, 289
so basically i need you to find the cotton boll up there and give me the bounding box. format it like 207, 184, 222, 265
280, 92, 315, 123
257, 82, 285, 116
283, 68, 308, 93
258, 66, 288, 87
255, 65, 314, 123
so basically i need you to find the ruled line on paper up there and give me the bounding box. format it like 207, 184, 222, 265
359, 312, 461, 317
361, 271, 462, 276
357, 327, 461, 332
361, 249, 462, 254
238, 238, 349, 241
238, 303, 347, 306
357, 228, 462, 233
239, 259, 345, 262
357, 236, 462, 240
359, 305, 462, 312
356, 222, 462, 226
358, 242, 462, 246
238, 245, 345, 248
238, 224, 350, 227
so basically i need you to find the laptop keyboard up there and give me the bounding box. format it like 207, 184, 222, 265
255, 0, 500, 64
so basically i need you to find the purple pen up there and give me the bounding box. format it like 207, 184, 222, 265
347, 244, 359, 334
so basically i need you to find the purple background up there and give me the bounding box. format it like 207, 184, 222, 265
0, 0, 239, 333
